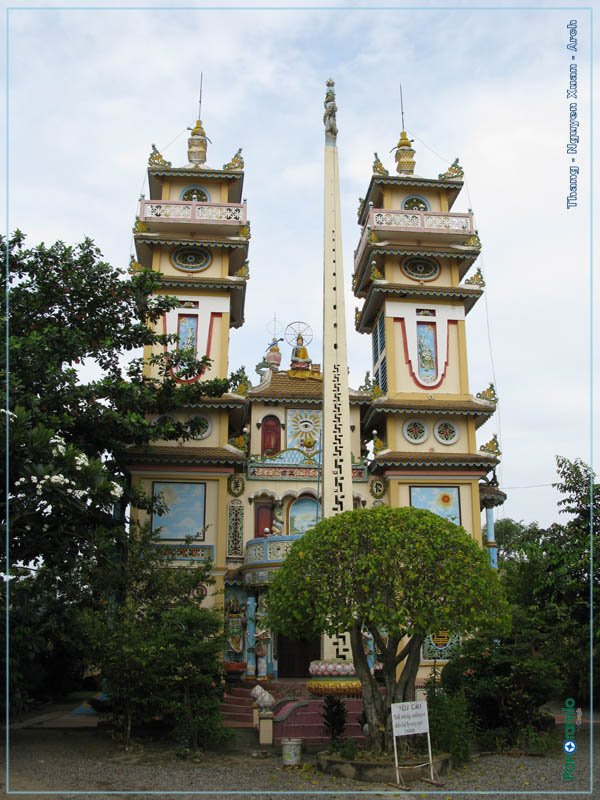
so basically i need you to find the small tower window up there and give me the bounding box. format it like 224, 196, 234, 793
172, 246, 211, 272
180, 186, 210, 202
261, 415, 281, 456
403, 196, 429, 211
402, 256, 440, 281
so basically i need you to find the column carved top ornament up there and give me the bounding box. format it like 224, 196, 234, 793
323, 78, 338, 143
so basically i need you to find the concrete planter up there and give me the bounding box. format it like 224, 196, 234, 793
316, 751, 451, 783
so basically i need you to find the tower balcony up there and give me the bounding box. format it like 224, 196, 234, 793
354, 208, 474, 271
241, 534, 302, 587
138, 199, 247, 236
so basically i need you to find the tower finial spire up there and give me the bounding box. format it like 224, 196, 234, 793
188, 74, 212, 167
400, 82, 405, 130
391, 84, 416, 175
198, 72, 203, 120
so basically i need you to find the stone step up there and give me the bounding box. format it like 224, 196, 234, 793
274, 722, 364, 739
221, 710, 254, 724
222, 718, 255, 729
221, 697, 252, 714
227, 686, 255, 698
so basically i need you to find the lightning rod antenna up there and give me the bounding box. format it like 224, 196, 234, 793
198, 73, 203, 119
400, 83, 405, 130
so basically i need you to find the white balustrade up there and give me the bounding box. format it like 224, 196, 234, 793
354, 208, 474, 268
139, 200, 246, 225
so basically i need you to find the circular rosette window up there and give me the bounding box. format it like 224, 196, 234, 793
433, 420, 460, 445
188, 415, 211, 440
171, 246, 211, 272
401, 256, 440, 281
403, 418, 429, 444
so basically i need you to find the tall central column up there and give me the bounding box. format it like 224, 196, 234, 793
321, 79, 353, 517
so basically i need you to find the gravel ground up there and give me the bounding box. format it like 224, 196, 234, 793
1, 725, 595, 799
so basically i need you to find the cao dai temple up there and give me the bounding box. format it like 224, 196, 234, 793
127, 81, 506, 691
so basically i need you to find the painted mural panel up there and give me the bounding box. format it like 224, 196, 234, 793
416, 321, 437, 383
177, 314, 198, 351
152, 481, 206, 540
289, 496, 320, 535
286, 409, 322, 456
410, 486, 461, 525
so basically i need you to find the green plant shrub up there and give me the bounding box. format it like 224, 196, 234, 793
337, 737, 358, 760
441, 635, 561, 746
425, 670, 473, 764
322, 695, 347, 744
515, 726, 555, 755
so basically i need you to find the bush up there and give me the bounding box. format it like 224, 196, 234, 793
426, 670, 473, 764
337, 737, 358, 760
441, 635, 561, 746
322, 695, 347, 743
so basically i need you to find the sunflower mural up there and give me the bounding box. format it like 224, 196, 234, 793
409, 486, 461, 525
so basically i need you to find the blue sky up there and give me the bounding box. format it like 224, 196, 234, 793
3, 0, 597, 527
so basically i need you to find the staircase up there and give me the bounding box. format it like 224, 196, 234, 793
273, 698, 365, 747
220, 682, 367, 749
221, 685, 255, 729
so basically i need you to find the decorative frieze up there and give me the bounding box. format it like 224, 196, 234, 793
227, 500, 244, 558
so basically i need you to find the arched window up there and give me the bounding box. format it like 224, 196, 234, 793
288, 496, 320, 535
261, 415, 281, 456
254, 501, 274, 538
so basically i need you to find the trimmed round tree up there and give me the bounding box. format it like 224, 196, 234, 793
267, 506, 510, 753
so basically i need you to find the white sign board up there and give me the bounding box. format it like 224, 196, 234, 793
391, 701, 430, 736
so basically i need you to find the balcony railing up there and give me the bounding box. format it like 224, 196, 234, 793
354, 208, 474, 270
244, 534, 302, 566
139, 199, 247, 227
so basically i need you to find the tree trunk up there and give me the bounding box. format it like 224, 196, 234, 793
395, 634, 424, 703
349, 622, 386, 754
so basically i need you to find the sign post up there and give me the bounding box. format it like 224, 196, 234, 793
391, 700, 438, 786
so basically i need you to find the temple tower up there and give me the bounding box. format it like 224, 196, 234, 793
126, 118, 250, 599
354, 132, 503, 554
321, 79, 354, 517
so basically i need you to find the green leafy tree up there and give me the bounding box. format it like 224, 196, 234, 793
267, 506, 510, 753
1, 231, 229, 709
79, 524, 226, 749
2, 231, 228, 572
495, 456, 598, 704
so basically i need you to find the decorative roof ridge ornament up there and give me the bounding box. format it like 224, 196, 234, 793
465, 267, 485, 287
373, 152, 389, 176
323, 78, 338, 144
480, 433, 501, 456
438, 157, 464, 180
148, 144, 171, 168
476, 383, 498, 403
223, 148, 244, 171
463, 231, 482, 250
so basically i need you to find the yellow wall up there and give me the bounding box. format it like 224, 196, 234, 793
156, 245, 226, 280
384, 254, 452, 287
149, 410, 227, 449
